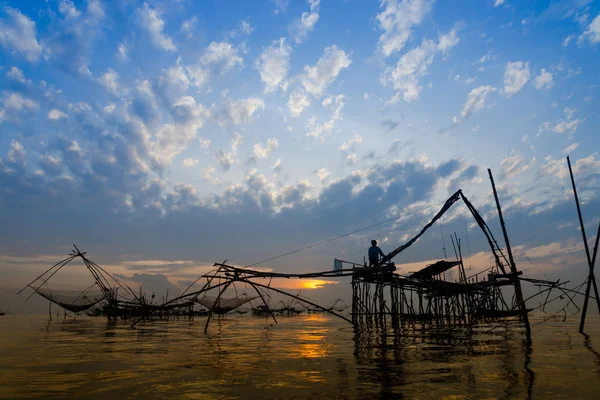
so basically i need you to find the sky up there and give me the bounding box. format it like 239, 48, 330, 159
1, 0, 599, 311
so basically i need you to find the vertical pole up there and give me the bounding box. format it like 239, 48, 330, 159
488, 168, 531, 339
567, 156, 598, 333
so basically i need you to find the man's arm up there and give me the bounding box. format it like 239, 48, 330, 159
378, 247, 385, 258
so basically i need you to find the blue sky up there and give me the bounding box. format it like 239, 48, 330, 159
1, 0, 599, 305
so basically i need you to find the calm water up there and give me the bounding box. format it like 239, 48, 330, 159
1, 313, 600, 399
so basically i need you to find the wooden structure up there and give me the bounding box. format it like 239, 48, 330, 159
349, 177, 533, 334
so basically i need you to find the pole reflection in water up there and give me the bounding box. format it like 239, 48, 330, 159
1, 314, 600, 399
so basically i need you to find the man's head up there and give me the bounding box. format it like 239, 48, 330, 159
371, 240, 377, 246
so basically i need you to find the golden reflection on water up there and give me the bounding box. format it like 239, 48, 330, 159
0, 313, 600, 399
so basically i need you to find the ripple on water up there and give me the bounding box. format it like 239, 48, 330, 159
1, 314, 600, 399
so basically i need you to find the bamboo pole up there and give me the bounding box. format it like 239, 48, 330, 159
567, 157, 600, 333
488, 168, 531, 340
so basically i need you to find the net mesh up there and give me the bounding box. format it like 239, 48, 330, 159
195, 294, 257, 314
31, 287, 105, 313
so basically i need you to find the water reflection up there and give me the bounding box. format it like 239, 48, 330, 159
1, 314, 600, 399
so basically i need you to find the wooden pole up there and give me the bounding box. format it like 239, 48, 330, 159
488, 168, 531, 339
567, 156, 599, 333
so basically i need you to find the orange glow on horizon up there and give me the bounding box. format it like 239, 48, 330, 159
299, 279, 338, 290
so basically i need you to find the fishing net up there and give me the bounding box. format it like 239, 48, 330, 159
195, 294, 258, 314
31, 287, 106, 313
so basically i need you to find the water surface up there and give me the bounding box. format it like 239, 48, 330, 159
1, 313, 600, 399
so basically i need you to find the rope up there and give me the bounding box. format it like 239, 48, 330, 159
245, 202, 440, 267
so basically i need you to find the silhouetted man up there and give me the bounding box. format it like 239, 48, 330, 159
368, 240, 385, 266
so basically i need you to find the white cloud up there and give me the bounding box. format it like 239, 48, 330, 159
272, 0, 289, 14
500, 154, 536, 179
578, 14, 600, 46
117, 43, 127, 60
0, 7, 43, 62
48, 109, 68, 120
239, 19, 254, 35
185, 66, 210, 90
503, 61, 530, 96
287, 87, 311, 117
6, 66, 26, 83
2, 91, 38, 112
452, 85, 497, 124
201, 41, 243, 72
300, 46, 352, 96
538, 119, 582, 135
541, 154, 600, 180
381, 26, 459, 102
306, 94, 345, 141
376, 0, 434, 57
59, 1, 81, 19
562, 34, 576, 46
317, 168, 330, 182
223, 97, 265, 125
289, 0, 320, 44
381, 39, 437, 102
137, 3, 177, 52
563, 143, 579, 154
437, 26, 460, 53
183, 158, 199, 167
253, 138, 279, 159
199, 137, 211, 148
215, 150, 235, 171
98, 69, 119, 95
564, 107, 576, 120
532, 68, 553, 90
339, 134, 363, 152
538, 107, 583, 136
493, 0, 505, 7
256, 38, 292, 93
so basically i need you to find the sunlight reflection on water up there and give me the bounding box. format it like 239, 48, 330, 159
1, 313, 600, 399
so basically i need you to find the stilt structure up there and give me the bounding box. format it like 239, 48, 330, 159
350, 174, 534, 334
567, 156, 600, 334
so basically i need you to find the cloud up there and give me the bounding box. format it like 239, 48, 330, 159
117, 43, 127, 60
563, 143, 579, 154
376, 0, 434, 57
287, 87, 311, 116
214, 133, 244, 171
48, 109, 68, 120
0, 7, 43, 62
538, 107, 583, 136
137, 3, 176, 52
201, 42, 243, 73
503, 61, 530, 96
532, 68, 553, 90
272, 0, 290, 14
199, 137, 211, 148
300, 46, 352, 96
6, 66, 28, 84
452, 85, 497, 124
253, 138, 279, 159
98, 69, 120, 96
381, 26, 460, 102
541, 154, 600, 181
500, 154, 536, 179
183, 158, 199, 167
538, 119, 583, 135
222, 97, 265, 125
306, 95, 345, 141
256, 38, 292, 93
289, 0, 320, 44
41, 0, 105, 76
578, 14, 600, 46
493, 0, 505, 7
